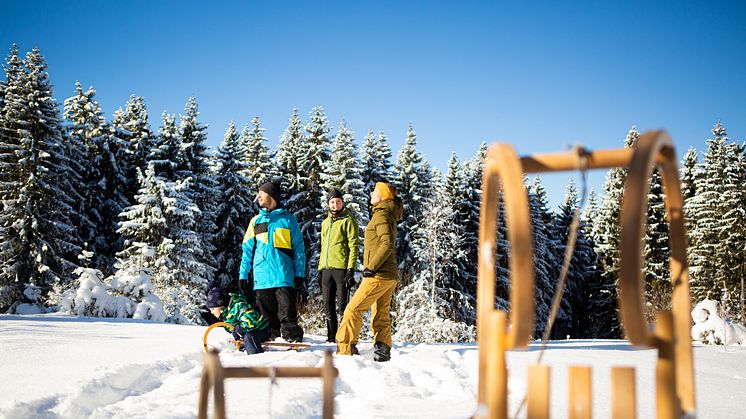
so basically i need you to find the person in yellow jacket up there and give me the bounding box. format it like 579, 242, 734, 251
336, 182, 402, 361
318, 188, 360, 342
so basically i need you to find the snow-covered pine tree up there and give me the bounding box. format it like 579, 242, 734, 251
591, 126, 639, 337
687, 122, 733, 303
297, 106, 332, 286
436, 152, 474, 296
528, 177, 565, 339
360, 129, 394, 223
213, 121, 253, 288
63, 82, 128, 275
149, 112, 181, 181
395, 176, 476, 342
715, 127, 746, 322
175, 97, 217, 287
360, 130, 379, 191
275, 108, 306, 214
321, 120, 367, 218
393, 123, 428, 285
551, 178, 596, 339
0, 46, 84, 311
578, 188, 615, 338
643, 168, 671, 321
240, 116, 274, 197
112, 95, 155, 202
117, 165, 207, 323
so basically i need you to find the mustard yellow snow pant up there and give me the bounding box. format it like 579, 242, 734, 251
335, 276, 397, 355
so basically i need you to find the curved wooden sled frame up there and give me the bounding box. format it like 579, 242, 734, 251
477, 130, 695, 417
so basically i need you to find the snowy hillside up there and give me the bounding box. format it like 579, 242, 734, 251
1, 314, 744, 418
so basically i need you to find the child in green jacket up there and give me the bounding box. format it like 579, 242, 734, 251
206, 285, 271, 354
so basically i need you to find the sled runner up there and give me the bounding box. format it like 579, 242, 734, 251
203, 322, 311, 352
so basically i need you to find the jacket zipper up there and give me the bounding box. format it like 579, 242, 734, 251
325, 217, 335, 268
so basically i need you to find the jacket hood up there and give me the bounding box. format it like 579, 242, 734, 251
372, 198, 403, 222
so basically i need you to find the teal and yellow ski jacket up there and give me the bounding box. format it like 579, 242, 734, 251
239, 207, 306, 289
221, 293, 268, 332
318, 209, 360, 270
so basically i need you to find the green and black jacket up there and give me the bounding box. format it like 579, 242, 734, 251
221, 293, 269, 333
318, 208, 360, 271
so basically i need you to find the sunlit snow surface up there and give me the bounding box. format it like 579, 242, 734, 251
1, 313, 744, 418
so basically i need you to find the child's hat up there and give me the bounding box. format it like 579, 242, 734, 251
206, 286, 227, 308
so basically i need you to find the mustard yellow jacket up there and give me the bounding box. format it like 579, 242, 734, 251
363, 198, 403, 280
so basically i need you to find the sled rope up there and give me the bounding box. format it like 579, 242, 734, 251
513, 146, 590, 419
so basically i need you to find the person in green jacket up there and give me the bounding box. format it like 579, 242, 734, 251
206, 283, 270, 355
336, 182, 402, 361
318, 188, 360, 342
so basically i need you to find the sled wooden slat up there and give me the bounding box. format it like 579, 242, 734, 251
486, 311, 508, 419
197, 350, 338, 419
611, 367, 637, 419
527, 364, 550, 419
654, 311, 679, 419
568, 366, 592, 419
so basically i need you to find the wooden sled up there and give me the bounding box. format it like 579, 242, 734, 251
203, 322, 311, 352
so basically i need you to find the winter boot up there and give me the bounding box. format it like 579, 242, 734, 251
373, 342, 391, 362
326, 319, 337, 343
350, 344, 359, 355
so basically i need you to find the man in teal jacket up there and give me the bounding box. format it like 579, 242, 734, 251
318, 188, 360, 342
239, 181, 306, 342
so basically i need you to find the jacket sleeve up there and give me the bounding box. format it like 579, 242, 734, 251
346, 217, 360, 270
239, 221, 255, 280
367, 217, 394, 272
290, 215, 306, 277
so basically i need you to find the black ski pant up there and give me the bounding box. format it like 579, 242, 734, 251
255, 286, 304, 342
321, 268, 349, 342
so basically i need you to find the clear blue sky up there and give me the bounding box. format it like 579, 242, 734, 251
2, 0, 745, 207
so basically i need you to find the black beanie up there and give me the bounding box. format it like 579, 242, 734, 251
326, 188, 343, 203
258, 181, 282, 205
206, 286, 227, 308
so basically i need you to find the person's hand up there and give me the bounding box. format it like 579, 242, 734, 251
231, 326, 243, 341
344, 269, 357, 288
363, 269, 375, 278
238, 275, 253, 295
316, 270, 322, 286
294, 276, 305, 290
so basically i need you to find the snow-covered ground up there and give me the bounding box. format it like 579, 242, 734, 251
1, 314, 744, 418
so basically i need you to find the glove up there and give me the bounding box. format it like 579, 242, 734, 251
238, 275, 254, 295
294, 276, 305, 290
231, 326, 243, 341
344, 269, 357, 288
316, 270, 322, 286
363, 268, 375, 278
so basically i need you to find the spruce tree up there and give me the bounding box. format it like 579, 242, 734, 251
297, 106, 332, 284
117, 166, 206, 323
0, 47, 84, 310
275, 108, 306, 213
240, 116, 274, 196
213, 121, 253, 288
643, 168, 671, 321
393, 123, 427, 284
149, 111, 181, 181
176, 97, 218, 286
591, 127, 639, 337
687, 122, 732, 302
112, 95, 154, 202
321, 120, 367, 218
529, 177, 565, 339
